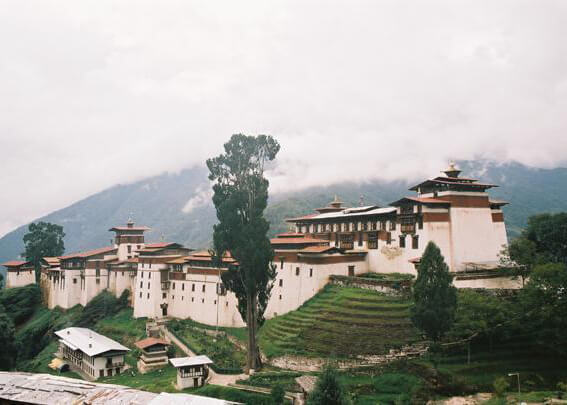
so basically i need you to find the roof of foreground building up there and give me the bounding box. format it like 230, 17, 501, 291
54, 327, 129, 357
0, 372, 239, 404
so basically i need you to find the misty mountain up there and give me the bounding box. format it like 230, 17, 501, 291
1, 161, 566, 267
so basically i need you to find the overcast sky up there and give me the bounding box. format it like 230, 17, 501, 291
1, 0, 566, 237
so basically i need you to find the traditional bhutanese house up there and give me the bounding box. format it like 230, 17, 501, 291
169, 355, 213, 389
54, 327, 129, 380
159, 250, 242, 327
51, 246, 118, 309
265, 233, 368, 318
2, 260, 35, 288
135, 337, 170, 373
133, 242, 193, 319
285, 164, 511, 280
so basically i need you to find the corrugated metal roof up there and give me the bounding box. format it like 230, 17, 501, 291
169, 355, 213, 368
54, 327, 129, 357
0, 372, 237, 404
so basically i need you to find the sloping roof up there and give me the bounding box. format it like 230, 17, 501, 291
109, 226, 150, 231
489, 199, 509, 206
409, 178, 498, 191
143, 242, 178, 249
270, 237, 329, 245
300, 246, 342, 253
390, 196, 451, 206
287, 207, 397, 222
169, 355, 213, 368
43, 257, 60, 265
54, 327, 129, 357
134, 337, 169, 350
1, 260, 29, 267
0, 372, 237, 404
59, 247, 116, 260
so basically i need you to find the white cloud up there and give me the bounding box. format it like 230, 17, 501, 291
1, 0, 567, 236
182, 185, 213, 214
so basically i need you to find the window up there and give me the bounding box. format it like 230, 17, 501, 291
387, 232, 392, 245
96, 279, 100, 285
127, 245, 131, 253
390, 220, 396, 231
162, 293, 167, 299
147, 293, 150, 299
344, 222, 350, 232
201, 298, 204, 303
182, 283, 185, 291
309, 268, 313, 277
348, 266, 355, 277
330, 223, 334, 232
73, 278, 77, 284
139, 292, 142, 298
279, 279, 283, 287
354, 222, 358, 231
363, 222, 368, 231
140, 281, 143, 288
226, 302, 229, 307
147, 282, 150, 289
148, 272, 151, 279
202, 284, 206, 292
358, 232, 363, 246
399, 235, 406, 248
137, 245, 141, 250
121, 271, 124, 276
192, 284, 195, 292
149, 260, 152, 269
418, 216, 423, 230
214, 300, 216, 305
192, 297, 194, 302
295, 267, 300, 276
371, 222, 377, 231
279, 294, 282, 300
280, 259, 284, 269
172, 282, 175, 290
412, 235, 419, 249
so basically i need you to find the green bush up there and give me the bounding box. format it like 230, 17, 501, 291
0, 285, 42, 325
493, 376, 510, 398
77, 290, 129, 327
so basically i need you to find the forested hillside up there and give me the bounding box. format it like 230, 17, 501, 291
1, 160, 566, 266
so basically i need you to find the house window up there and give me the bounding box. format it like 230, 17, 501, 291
162, 293, 167, 299
279, 295, 282, 300
387, 232, 392, 245
139, 292, 142, 298
127, 245, 131, 254
148, 272, 151, 279
172, 282, 175, 290
354, 222, 358, 231
348, 266, 355, 277
202, 284, 206, 292
279, 279, 283, 287
73, 278, 77, 284
121, 271, 124, 276
330, 224, 334, 232
96, 279, 100, 285
418, 216, 423, 230
295, 267, 300, 276
399, 236, 406, 248
390, 220, 396, 231
280, 259, 284, 269
358, 232, 363, 246
344, 223, 350, 232
140, 281, 143, 288
182, 284, 185, 291
147, 293, 150, 299
147, 282, 150, 289
149, 260, 152, 269
309, 268, 313, 277
201, 298, 204, 303
137, 245, 141, 250
192, 284, 195, 292
192, 297, 194, 302
412, 235, 419, 249
214, 300, 216, 305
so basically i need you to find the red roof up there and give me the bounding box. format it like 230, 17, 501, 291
285, 213, 319, 222
301, 246, 338, 253
60, 246, 116, 260
143, 242, 177, 249
2, 260, 29, 267
109, 226, 150, 232
134, 337, 169, 350
270, 237, 329, 245
276, 232, 305, 238
390, 196, 451, 206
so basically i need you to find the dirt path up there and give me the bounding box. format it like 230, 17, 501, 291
160, 325, 248, 387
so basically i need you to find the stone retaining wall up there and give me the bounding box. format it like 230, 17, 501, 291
329, 275, 411, 296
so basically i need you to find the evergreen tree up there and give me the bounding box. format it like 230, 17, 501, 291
307, 365, 350, 405
23, 221, 65, 281
207, 134, 280, 371
411, 241, 457, 342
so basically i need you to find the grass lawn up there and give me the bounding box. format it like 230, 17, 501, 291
168, 318, 246, 370
259, 284, 419, 358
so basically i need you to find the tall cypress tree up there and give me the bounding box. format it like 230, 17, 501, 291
207, 134, 280, 371
411, 241, 457, 342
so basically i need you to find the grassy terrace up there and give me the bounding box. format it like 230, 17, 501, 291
259, 284, 419, 358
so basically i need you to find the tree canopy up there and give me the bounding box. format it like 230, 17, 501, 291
23, 221, 65, 280
0, 284, 42, 325
411, 241, 457, 342
307, 365, 351, 405
207, 134, 280, 371
0, 307, 16, 370
523, 213, 567, 264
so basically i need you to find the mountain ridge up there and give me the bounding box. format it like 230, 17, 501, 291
1, 160, 566, 266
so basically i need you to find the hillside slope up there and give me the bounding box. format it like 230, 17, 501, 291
1, 160, 567, 265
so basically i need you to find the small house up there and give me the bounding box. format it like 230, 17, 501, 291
2, 260, 36, 288
135, 337, 169, 373
54, 327, 130, 380
169, 355, 213, 389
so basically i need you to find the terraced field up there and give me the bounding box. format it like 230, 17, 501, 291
259, 284, 420, 358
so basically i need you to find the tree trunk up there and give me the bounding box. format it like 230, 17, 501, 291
246, 291, 254, 372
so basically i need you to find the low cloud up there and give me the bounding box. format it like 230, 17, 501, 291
182, 185, 213, 214
1, 1, 567, 236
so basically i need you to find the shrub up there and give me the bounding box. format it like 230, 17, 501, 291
493, 376, 510, 398
271, 384, 285, 405
0, 285, 42, 325
77, 290, 128, 327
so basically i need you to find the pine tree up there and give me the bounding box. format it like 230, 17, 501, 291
411, 241, 457, 342
307, 365, 350, 405
207, 134, 280, 371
